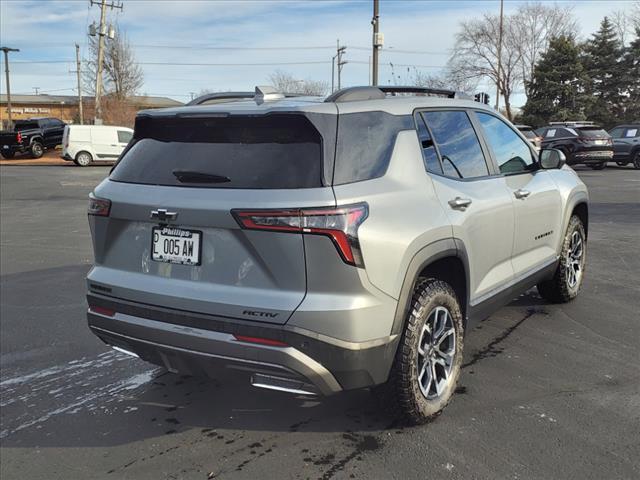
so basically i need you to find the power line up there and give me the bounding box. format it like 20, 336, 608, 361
12, 60, 333, 66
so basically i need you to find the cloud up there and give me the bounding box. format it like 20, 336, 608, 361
1, 0, 636, 104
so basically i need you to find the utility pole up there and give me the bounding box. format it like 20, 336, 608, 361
32, 87, 40, 95
1, 47, 20, 129
75, 44, 84, 124
371, 0, 381, 86
90, 0, 122, 124
336, 40, 347, 91
495, 0, 504, 112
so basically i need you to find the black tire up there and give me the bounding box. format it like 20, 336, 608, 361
75, 151, 93, 167
537, 215, 586, 303
375, 278, 464, 425
30, 141, 44, 159
591, 162, 606, 170
633, 151, 640, 170
615, 161, 627, 166
1, 151, 15, 159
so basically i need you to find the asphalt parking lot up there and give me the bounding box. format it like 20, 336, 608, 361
1, 164, 639, 480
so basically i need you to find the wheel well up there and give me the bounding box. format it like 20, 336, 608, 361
572, 202, 589, 238
417, 256, 467, 318
76, 150, 93, 160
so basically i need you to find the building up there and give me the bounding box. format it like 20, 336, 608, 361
0, 94, 183, 129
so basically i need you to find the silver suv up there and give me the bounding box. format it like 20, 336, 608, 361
87, 86, 589, 424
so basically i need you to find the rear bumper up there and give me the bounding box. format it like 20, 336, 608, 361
568, 150, 613, 164
87, 293, 399, 395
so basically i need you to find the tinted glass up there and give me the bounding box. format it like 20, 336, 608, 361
609, 127, 625, 138
15, 121, 39, 131
520, 129, 537, 139
111, 115, 323, 189
117, 130, 133, 143
578, 128, 609, 138
422, 111, 489, 179
476, 112, 535, 174
414, 113, 442, 175
334, 112, 413, 184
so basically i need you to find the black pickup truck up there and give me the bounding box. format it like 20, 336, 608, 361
0, 118, 66, 159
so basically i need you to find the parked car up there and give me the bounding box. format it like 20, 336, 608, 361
536, 121, 613, 170
0, 117, 66, 159
61, 125, 133, 166
86, 86, 588, 424
516, 124, 542, 152
608, 124, 640, 169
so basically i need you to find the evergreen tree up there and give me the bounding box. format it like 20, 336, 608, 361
622, 27, 640, 121
582, 17, 626, 127
521, 36, 588, 126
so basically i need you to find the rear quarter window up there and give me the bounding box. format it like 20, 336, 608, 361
110, 114, 324, 189
333, 112, 414, 184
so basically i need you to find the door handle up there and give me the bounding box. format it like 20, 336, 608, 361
514, 189, 531, 199
110, 144, 118, 147
448, 197, 472, 211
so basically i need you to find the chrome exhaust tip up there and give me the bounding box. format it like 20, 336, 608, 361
250, 373, 317, 396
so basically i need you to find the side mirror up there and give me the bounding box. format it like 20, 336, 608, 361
539, 148, 566, 169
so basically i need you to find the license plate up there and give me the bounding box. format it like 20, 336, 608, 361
151, 227, 201, 265
594, 140, 605, 145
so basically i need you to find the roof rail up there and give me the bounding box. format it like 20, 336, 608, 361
186, 92, 254, 106
325, 85, 471, 103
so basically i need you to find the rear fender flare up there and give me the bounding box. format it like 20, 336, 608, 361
390, 238, 469, 337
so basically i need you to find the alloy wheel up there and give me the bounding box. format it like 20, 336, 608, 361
417, 306, 456, 400
566, 230, 584, 289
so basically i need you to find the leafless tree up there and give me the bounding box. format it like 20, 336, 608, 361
83, 26, 144, 99
512, 2, 578, 94
450, 12, 523, 119
268, 70, 329, 96
632, 1, 640, 30
412, 62, 479, 95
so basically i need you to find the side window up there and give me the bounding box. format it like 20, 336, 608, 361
422, 110, 489, 179
39, 119, 51, 128
545, 129, 557, 138
609, 128, 624, 138
334, 112, 414, 185
625, 128, 638, 138
476, 112, 535, 174
414, 113, 442, 175
117, 130, 133, 144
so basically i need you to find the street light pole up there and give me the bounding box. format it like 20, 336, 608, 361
1, 47, 20, 128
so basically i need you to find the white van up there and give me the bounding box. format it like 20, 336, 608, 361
62, 125, 133, 166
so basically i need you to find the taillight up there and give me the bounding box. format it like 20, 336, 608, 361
233, 203, 369, 267
233, 335, 288, 347
16, 132, 22, 143
88, 194, 111, 216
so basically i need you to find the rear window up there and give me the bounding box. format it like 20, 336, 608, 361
578, 128, 609, 138
15, 121, 39, 131
110, 115, 323, 189
520, 129, 536, 139
333, 112, 413, 184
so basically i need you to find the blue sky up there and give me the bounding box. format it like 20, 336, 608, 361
0, 0, 636, 106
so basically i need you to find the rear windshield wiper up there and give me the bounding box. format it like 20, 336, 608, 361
172, 170, 231, 184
